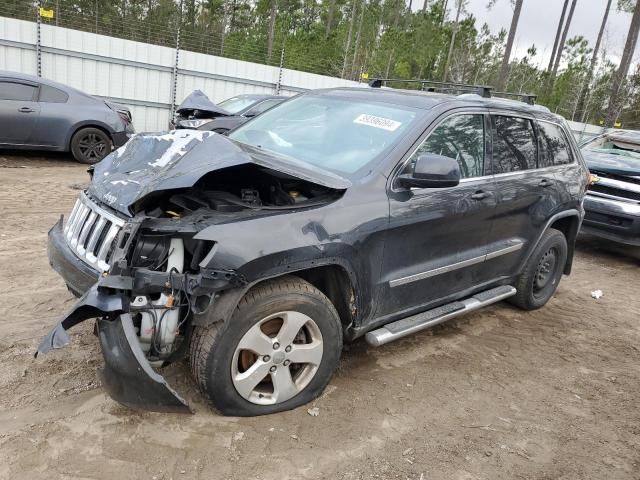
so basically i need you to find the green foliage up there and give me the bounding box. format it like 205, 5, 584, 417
2, 0, 639, 126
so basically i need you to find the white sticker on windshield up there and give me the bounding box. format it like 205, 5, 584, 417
353, 114, 402, 131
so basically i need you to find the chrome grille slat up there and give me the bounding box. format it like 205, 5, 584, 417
63, 193, 125, 272
85, 217, 107, 262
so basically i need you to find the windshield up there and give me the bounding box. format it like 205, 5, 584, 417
228, 94, 418, 176
584, 135, 640, 161
218, 96, 259, 114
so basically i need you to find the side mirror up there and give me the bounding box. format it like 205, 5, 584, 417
398, 153, 461, 189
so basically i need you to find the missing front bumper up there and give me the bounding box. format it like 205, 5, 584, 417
35, 284, 192, 414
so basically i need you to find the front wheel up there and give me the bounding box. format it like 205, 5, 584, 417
510, 228, 568, 310
190, 276, 343, 416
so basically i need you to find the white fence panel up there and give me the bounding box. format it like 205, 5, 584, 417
0, 16, 360, 132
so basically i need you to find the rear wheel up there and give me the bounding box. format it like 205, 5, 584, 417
510, 228, 567, 310
190, 276, 342, 416
70, 127, 112, 164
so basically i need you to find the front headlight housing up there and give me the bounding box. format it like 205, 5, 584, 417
178, 119, 212, 129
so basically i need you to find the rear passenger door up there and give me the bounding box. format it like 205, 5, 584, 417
537, 120, 583, 205
483, 113, 559, 278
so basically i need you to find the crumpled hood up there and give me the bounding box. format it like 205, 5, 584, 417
582, 149, 640, 177
176, 90, 229, 116
89, 130, 351, 216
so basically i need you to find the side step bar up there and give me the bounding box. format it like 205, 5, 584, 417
365, 285, 516, 347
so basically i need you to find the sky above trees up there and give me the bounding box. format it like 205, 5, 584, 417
456, 0, 635, 65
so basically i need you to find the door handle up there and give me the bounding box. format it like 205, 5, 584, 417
471, 190, 491, 200
538, 179, 553, 188
18, 107, 35, 113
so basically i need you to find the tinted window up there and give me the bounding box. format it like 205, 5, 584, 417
537, 121, 573, 166
0, 81, 37, 101
491, 116, 537, 173
404, 114, 485, 178
39, 84, 69, 103
245, 99, 282, 116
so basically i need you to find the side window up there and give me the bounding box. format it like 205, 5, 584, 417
537, 121, 573, 167
0, 81, 37, 101
403, 114, 485, 179
245, 99, 282, 116
491, 115, 537, 173
39, 84, 69, 103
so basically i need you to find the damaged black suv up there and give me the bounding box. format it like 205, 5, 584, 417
38, 85, 588, 416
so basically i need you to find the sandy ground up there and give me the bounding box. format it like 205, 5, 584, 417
0, 152, 639, 480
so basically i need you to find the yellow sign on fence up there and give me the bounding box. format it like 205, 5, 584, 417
39, 8, 54, 19
361, 72, 369, 80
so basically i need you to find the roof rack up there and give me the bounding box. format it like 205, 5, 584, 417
367, 78, 536, 105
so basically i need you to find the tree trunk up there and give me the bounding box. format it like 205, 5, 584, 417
267, 0, 278, 61
325, 0, 336, 39
605, 0, 640, 127
342, 0, 357, 77
385, 49, 395, 77
575, 0, 611, 122
496, 0, 523, 91
550, 0, 577, 80
547, 0, 569, 73
442, 0, 462, 81
351, 0, 365, 79
422, 0, 428, 11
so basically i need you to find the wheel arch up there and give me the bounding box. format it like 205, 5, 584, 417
66, 122, 114, 150
194, 261, 359, 332
523, 209, 582, 275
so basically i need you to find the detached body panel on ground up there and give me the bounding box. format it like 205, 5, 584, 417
39, 87, 588, 415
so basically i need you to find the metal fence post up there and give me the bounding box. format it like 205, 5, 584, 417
36, 0, 42, 77
276, 46, 284, 95
169, 0, 183, 123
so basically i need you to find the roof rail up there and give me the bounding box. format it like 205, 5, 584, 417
368, 78, 536, 105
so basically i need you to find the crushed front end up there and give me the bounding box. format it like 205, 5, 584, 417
36, 130, 347, 413
40, 192, 245, 413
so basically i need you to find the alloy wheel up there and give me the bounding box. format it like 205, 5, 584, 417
78, 133, 108, 162
231, 311, 323, 405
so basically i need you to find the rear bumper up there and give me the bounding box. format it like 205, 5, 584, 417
582, 194, 640, 246
111, 131, 132, 148
48, 217, 99, 296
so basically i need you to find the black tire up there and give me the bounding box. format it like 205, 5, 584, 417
190, 276, 343, 416
509, 228, 568, 310
70, 127, 112, 164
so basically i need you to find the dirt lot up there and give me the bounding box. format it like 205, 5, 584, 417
1, 152, 639, 480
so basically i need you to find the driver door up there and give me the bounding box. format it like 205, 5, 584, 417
377, 111, 498, 318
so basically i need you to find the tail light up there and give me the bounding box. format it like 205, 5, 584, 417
117, 110, 132, 124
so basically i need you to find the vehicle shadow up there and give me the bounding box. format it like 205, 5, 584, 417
576, 233, 640, 264
0, 150, 78, 168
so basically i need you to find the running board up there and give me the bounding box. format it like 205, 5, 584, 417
365, 285, 516, 347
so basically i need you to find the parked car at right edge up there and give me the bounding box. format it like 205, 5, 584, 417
581, 130, 640, 246
0, 71, 134, 164
37, 85, 588, 417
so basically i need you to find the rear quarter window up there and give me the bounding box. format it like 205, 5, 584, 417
490, 115, 537, 174
39, 84, 69, 103
537, 121, 573, 167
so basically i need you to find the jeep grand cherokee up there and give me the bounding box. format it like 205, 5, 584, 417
36, 86, 588, 416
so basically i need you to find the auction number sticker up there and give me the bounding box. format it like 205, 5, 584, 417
353, 114, 402, 131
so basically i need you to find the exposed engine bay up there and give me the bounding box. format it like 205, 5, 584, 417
122, 165, 342, 364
